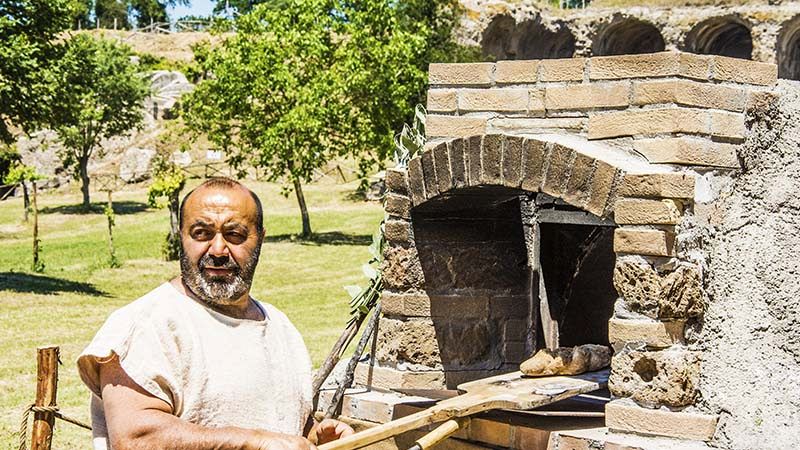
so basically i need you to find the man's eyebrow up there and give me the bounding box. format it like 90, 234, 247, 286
223, 221, 248, 230
190, 219, 213, 228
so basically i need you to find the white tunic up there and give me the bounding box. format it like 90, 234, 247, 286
77, 282, 313, 450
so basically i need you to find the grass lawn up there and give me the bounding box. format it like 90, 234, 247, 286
0, 178, 384, 449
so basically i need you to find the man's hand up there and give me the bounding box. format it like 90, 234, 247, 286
254, 433, 317, 450
308, 418, 354, 445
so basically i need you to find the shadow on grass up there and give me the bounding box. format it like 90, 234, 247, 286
39, 201, 150, 215
265, 231, 372, 246
0, 272, 110, 297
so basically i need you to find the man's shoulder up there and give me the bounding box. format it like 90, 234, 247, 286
107, 282, 184, 323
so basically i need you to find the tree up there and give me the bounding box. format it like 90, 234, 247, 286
148, 146, 186, 261
47, 34, 150, 209
4, 163, 46, 272
0, 0, 72, 143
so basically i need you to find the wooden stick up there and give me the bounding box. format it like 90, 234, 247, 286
409, 418, 467, 450
31, 346, 59, 450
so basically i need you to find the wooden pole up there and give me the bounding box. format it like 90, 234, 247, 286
31, 181, 40, 272
31, 346, 59, 450
106, 190, 117, 266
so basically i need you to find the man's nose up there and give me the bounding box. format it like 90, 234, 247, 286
208, 232, 229, 257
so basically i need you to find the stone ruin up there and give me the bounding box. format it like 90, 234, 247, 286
318, 51, 800, 449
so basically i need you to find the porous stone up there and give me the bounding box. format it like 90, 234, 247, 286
606, 399, 718, 441
633, 79, 746, 112
659, 265, 704, 318
383, 220, 412, 245
381, 245, 425, 291
709, 110, 746, 141
609, 348, 701, 408
384, 194, 411, 219
385, 168, 408, 195
613, 259, 661, 318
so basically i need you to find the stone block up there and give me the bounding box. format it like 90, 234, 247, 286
589, 52, 680, 80
504, 319, 529, 341
467, 418, 512, 447
709, 110, 746, 140
613, 228, 676, 257
385, 168, 408, 195
679, 53, 711, 80
710, 56, 777, 86
420, 149, 439, 199
520, 138, 547, 192
384, 220, 412, 245
542, 143, 575, 198
488, 117, 587, 135
458, 89, 529, 113
588, 108, 706, 140
617, 173, 695, 199
354, 363, 446, 390
381, 245, 425, 290
407, 157, 426, 206
384, 194, 412, 219
614, 198, 682, 225
381, 292, 490, 318
658, 265, 704, 318
562, 152, 595, 209
495, 60, 538, 84
613, 258, 660, 317
528, 88, 546, 116
501, 135, 524, 188
632, 79, 746, 112
375, 317, 441, 367
427, 115, 487, 138
609, 348, 701, 407
606, 399, 717, 441
429, 62, 494, 86
433, 142, 453, 194
467, 135, 483, 186
540, 58, 586, 82
633, 138, 739, 168
448, 138, 468, 189
480, 134, 503, 185
585, 160, 619, 217
513, 425, 551, 450
608, 318, 685, 348
427, 89, 457, 113
545, 82, 629, 111
503, 341, 528, 364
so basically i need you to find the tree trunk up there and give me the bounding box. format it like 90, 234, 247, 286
293, 177, 312, 238
168, 190, 180, 240
79, 156, 91, 209
22, 181, 29, 222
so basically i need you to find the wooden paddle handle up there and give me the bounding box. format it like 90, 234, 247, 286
317, 408, 444, 450
407, 418, 467, 450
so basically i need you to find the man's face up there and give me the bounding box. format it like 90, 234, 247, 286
179, 186, 263, 306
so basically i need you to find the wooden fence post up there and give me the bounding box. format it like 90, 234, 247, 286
31, 346, 59, 450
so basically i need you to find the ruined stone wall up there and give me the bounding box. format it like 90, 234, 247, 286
458, 1, 800, 79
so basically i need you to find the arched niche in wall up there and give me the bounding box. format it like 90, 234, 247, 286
684, 16, 753, 60
777, 16, 800, 80
481, 15, 576, 60
481, 15, 517, 61
592, 17, 666, 56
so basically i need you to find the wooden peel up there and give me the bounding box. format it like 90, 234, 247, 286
317, 369, 609, 450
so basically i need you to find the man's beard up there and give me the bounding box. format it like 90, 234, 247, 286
180, 245, 260, 306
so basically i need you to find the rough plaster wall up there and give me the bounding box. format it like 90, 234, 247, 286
698, 81, 800, 449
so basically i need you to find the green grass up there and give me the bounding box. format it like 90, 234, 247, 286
0, 179, 384, 449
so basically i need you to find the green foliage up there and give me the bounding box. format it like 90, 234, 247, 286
0, 0, 73, 142
393, 104, 427, 168
148, 135, 186, 260
3, 162, 45, 185
344, 222, 385, 324
0, 145, 21, 183
147, 162, 185, 209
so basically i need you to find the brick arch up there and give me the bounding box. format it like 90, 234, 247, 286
405, 134, 623, 218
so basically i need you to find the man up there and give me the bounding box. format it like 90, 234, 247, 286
77, 178, 353, 450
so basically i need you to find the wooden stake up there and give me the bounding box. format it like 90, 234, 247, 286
31, 346, 59, 450
31, 181, 41, 272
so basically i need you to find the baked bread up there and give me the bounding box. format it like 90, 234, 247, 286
520, 344, 611, 376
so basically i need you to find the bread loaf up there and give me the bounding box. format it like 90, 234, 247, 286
520, 344, 611, 376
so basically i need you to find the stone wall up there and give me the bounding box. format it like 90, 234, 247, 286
366, 52, 781, 446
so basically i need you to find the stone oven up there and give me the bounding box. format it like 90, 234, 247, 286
320, 51, 790, 449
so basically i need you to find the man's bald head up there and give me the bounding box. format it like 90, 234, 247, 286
179, 177, 264, 236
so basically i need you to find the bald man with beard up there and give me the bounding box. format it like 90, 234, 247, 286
77, 178, 352, 450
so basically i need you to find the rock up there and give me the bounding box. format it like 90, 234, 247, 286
614, 258, 705, 319
520, 344, 611, 376
144, 70, 195, 120
613, 258, 661, 318
659, 265, 705, 318
609, 348, 701, 408
119, 147, 156, 183
172, 151, 193, 167
381, 245, 425, 291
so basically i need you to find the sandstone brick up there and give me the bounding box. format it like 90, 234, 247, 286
433, 142, 452, 194
520, 138, 547, 192
354, 363, 446, 390
407, 157, 426, 206
606, 399, 717, 441
614, 198, 682, 225
429, 62, 494, 86
589, 52, 680, 80
541, 143, 574, 198
384, 220, 412, 245
504, 319, 529, 341
384, 194, 412, 219
488, 117, 586, 135
513, 424, 551, 450
539, 57, 586, 82
467, 418, 512, 447
420, 149, 439, 201
545, 82, 629, 111
709, 110, 746, 140
588, 108, 706, 139
501, 135, 524, 188
467, 135, 482, 186
458, 89, 529, 113
632, 79, 746, 112
528, 88, 546, 116
679, 53, 711, 80
710, 55, 777, 86
385, 168, 408, 195
495, 60, 538, 84
381, 245, 425, 290
449, 138, 468, 189
617, 173, 695, 199
503, 341, 528, 364
562, 152, 595, 209
553, 435, 592, 450
608, 318, 685, 348
585, 160, 619, 217
380, 292, 490, 318
481, 134, 503, 185
426, 115, 488, 139
427, 89, 457, 113
633, 137, 739, 168
609, 349, 701, 407
613, 228, 676, 257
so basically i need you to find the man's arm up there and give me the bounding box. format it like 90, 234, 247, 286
99, 357, 316, 450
